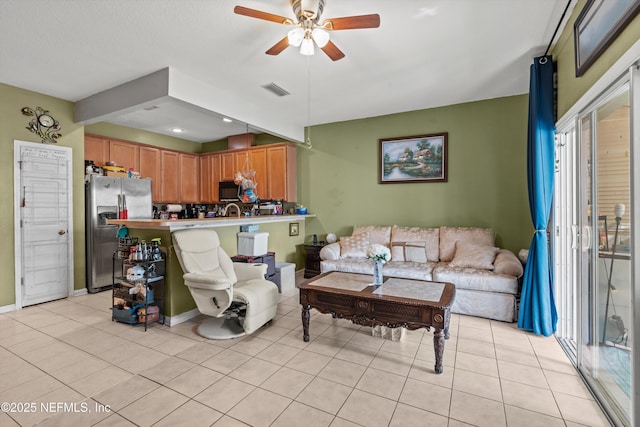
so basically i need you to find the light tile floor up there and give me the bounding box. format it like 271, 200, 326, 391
0, 276, 612, 427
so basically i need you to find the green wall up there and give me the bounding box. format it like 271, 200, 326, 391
0, 83, 85, 307
553, 0, 640, 118
298, 95, 532, 254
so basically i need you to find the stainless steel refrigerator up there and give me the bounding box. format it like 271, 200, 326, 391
85, 175, 152, 293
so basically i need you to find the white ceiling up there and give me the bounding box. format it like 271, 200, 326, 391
0, 0, 574, 144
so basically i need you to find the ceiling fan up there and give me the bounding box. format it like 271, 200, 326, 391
233, 0, 380, 61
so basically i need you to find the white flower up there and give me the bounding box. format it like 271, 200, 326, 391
366, 244, 391, 264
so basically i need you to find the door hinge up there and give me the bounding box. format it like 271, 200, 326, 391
21, 277, 24, 286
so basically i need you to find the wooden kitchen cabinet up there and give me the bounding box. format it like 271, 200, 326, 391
210, 154, 221, 202
199, 154, 212, 203
221, 152, 236, 181
179, 153, 199, 203
84, 135, 109, 166
109, 139, 140, 172
248, 148, 267, 199
139, 146, 161, 201
160, 150, 180, 203
267, 144, 297, 202
200, 153, 223, 203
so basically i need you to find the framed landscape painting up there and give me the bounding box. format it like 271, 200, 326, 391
574, 0, 640, 76
379, 133, 448, 183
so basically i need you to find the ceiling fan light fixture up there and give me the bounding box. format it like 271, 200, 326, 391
300, 37, 314, 55
288, 27, 305, 47
311, 27, 329, 47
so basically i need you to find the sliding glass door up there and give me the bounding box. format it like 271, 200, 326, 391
555, 66, 635, 425
575, 80, 632, 426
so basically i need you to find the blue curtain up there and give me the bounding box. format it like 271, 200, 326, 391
518, 55, 557, 336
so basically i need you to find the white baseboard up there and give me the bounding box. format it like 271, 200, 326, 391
73, 288, 88, 297
165, 308, 200, 327
0, 304, 17, 314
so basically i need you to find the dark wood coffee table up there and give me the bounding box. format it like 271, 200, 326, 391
297, 271, 456, 374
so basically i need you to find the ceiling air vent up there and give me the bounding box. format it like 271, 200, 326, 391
261, 82, 290, 97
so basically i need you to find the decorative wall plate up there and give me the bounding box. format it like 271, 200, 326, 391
21, 106, 62, 143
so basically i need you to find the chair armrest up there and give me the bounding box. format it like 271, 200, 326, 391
233, 262, 268, 281
320, 242, 341, 260
183, 272, 233, 290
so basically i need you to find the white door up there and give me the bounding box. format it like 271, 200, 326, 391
14, 140, 73, 308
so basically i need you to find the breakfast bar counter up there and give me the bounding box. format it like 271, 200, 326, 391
107, 214, 312, 324
107, 214, 315, 231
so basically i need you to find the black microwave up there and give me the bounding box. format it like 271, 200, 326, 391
219, 180, 241, 201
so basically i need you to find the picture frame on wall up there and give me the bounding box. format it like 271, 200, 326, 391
289, 222, 299, 236
379, 133, 448, 184
574, 0, 640, 77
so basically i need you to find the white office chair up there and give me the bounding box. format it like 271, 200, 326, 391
172, 229, 279, 339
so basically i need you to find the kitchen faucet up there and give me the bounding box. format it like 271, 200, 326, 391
222, 203, 241, 218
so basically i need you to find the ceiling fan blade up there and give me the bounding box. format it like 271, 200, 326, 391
322, 14, 380, 30
321, 41, 345, 61
266, 36, 290, 56
234, 5, 294, 25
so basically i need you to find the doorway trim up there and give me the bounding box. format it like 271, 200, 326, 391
13, 140, 74, 310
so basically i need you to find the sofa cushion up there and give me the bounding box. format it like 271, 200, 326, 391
449, 241, 499, 270
340, 232, 370, 258
320, 258, 435, 281
439, 226, 494, 262
353, 225, 392, 246
391, 241, 428, 263
391, 226, 439, 262
433, 263, 519, 295
321, 258, 375, 275
384, 261, 435, 281
493, 249, 524, 277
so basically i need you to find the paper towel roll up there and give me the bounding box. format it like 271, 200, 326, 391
166, 204, 183, 213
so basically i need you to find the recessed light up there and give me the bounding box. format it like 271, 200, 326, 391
222, 117, 233, 123
171, 128, 183, 133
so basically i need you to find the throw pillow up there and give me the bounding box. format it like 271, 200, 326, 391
391, 241, 428, 263
340, 232, 370, 258
449, 241, 499, 270
390, 226, 440, 262
353, 225, 392, 246
493, 249, 524, 277
439, 226, 495, 262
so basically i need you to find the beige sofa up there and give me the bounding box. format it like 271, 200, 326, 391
319, 225, 524, 322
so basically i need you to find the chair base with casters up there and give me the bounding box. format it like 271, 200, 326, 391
172, 229, 279, 340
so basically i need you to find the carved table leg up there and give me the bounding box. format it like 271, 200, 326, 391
302, 304, 311, 342
444, 326, 450, 340
433, 328, 445, 374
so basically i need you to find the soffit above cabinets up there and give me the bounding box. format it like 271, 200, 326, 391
74, 68, 299, 143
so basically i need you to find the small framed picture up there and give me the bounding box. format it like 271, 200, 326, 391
289, 222, 299, 236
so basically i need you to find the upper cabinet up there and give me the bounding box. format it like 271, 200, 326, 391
200, 154, 222, 203
179, 153, 200, 203
84, 136, 297, 203
139, 146, 161, 201
109, 140, 139, 172
160, 150, 180, 203
266, 144, 297, 202
85, 135, 109, 166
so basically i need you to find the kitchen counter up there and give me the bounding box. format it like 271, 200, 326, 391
107, 214, 315, 231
